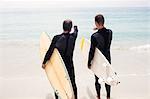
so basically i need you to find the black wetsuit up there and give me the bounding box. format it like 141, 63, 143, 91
88, 27, 112, 98
43, 27, 78, 99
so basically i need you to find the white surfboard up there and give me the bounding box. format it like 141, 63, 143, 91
80, 37, 119, 86
40, 32, 75, 99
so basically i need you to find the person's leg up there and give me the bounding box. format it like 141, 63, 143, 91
105, 83, 111, 98
55, 92, 58, 99
68, 68, 78, 99
95, 75, 101, 98
72, 79, 77, 99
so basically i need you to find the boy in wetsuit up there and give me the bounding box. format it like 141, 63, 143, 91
42, 20, 78, 99
88, 14, 112, 99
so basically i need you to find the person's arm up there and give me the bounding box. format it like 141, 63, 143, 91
72, 26, 78, 38
88, 36, 96, 68
106, 29, 112, 64
108, 29, 112, 46
42, 36, 58, 68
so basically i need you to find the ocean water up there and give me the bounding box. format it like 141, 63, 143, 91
0, 7, 150, 50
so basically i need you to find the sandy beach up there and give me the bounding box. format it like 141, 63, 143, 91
0, 39, 149, 99
0, 0, 149, 98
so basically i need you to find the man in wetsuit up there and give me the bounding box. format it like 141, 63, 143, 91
42, 20, 78, 99
88, 14, 112, 99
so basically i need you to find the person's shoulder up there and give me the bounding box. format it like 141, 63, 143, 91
105, 28, 112, 40
52, 34, 62, 41
54, 34, 62, 38
91, 31, 99, 38
70, 32, 76, 36
70, 31, 78, 38
106, 29, 112, 34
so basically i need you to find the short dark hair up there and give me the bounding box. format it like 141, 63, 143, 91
95, 14, 105, 25
63, 20, 72, 31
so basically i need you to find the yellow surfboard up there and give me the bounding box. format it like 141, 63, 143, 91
80, 37, 119, 86
40, 32, 74, 99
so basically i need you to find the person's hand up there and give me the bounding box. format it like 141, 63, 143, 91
74, 25, 77, 29
74, 26, 78, 32
42, 64, 46, 69
93, 27, 98, 30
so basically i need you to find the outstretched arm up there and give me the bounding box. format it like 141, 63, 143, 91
72, 26, 78, 38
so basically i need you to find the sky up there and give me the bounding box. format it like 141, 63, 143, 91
0, 0, 149, 9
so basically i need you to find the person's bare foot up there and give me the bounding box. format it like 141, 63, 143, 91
107, 97, 110, 99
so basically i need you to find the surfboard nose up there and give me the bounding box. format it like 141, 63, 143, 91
80, 37, 85, 50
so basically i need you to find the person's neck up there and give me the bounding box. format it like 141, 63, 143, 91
63, 31, 70, 34
98, 25, 104, 30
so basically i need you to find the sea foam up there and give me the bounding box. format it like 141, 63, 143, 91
130, 44, 150, 52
